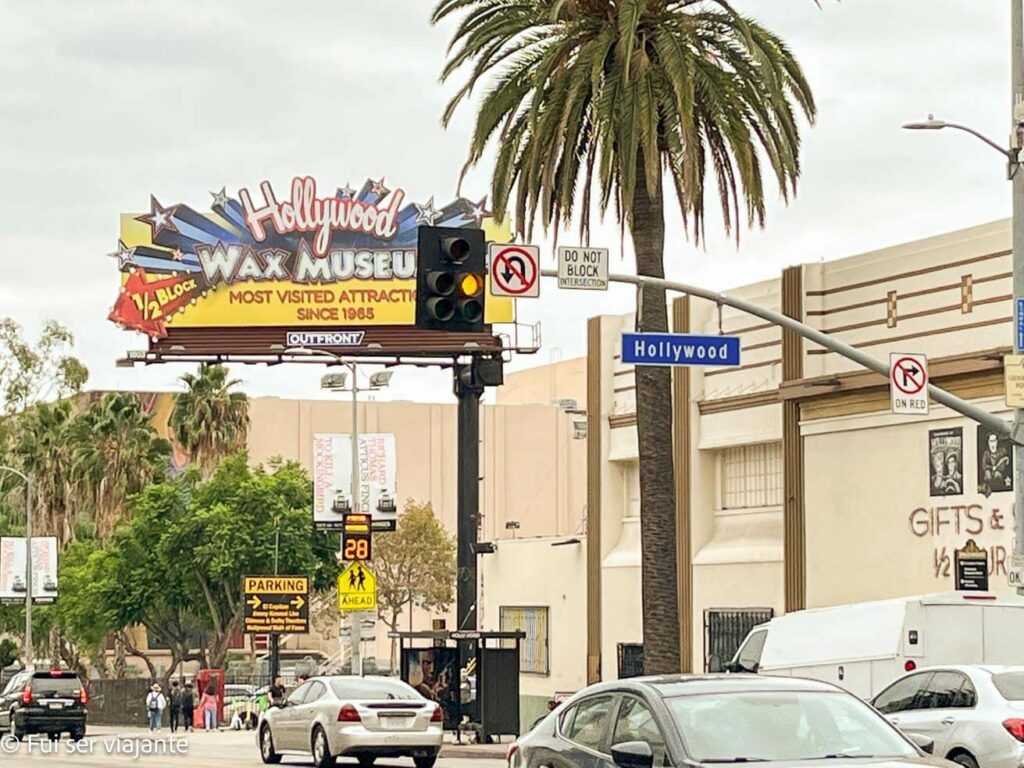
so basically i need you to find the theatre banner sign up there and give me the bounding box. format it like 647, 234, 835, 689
108, 176, 513, 343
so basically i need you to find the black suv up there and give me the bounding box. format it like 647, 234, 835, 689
0, 670, 88, 740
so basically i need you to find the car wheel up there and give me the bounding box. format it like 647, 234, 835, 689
951, 753, 979, 768
311, 726, 335, 768
413, 756, 438, 768
70, 728, 85, 742
258, 724, 282, 765
358, 757, 377, 767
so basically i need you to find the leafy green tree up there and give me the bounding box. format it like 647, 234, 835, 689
434, 0, 816, 673
374, 500, 456, 672
170, 363, 249, 477
168, 454, 339, 669
0, 639, 18, 669
0, 318, 87, 415
69, 393, 171, 540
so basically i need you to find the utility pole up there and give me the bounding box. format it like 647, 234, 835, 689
1012, 0, 1024, 596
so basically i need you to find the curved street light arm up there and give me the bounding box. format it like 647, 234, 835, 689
540, 269, 1015, 443
942, 122, 1015, 159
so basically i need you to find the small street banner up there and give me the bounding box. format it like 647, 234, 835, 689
243, 575, 310, 634
622, 332, 741, 367
338, 562, 377, 612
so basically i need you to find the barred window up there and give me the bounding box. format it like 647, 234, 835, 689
500, 606, 549, 675
720, 443, 782, 509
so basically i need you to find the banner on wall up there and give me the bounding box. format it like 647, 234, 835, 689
313, 433, 397, 532
108, 177, 514, 340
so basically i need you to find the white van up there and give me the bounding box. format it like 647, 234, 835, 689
725, 592, 1024, 699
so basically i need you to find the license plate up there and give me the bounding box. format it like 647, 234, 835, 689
48, 703, 63, 710
381, 716, 411, 729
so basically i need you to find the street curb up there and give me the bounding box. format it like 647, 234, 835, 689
441, 746, 509, 760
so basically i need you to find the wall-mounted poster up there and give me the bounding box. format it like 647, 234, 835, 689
401, 647, 460, 730
928, 428, 963, 497
978, 424, 1013, 496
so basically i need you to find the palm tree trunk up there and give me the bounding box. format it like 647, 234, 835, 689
629, 153, 680, 675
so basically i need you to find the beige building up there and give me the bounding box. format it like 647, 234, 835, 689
481, 218, 1020, 719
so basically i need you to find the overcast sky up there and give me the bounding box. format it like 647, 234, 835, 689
0, 0, 1012, 405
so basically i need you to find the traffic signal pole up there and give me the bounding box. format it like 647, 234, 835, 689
454, 365, 482, 634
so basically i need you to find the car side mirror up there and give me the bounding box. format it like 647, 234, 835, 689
611, 741, 655, 768
708, 655, 723, 673
907, 733, 934, 755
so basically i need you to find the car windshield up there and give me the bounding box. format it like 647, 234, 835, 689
667, 690, 917, 762
330, 678, 422, 701
992, 672, 1024, 701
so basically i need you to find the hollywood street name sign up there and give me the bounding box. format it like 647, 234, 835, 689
622, 332, 741, 367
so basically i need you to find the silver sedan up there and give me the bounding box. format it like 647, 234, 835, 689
873, 665, 1024, 768
257, 675, 443, 768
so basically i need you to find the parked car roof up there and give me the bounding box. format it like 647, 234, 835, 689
575, 673, 843, 699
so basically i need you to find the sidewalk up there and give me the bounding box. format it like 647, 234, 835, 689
441, 733, 510, 760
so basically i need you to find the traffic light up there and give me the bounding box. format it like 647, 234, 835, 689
416, 226, 487, 332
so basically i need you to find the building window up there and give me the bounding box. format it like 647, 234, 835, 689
720, 443, 782, 509
500, 606, 549, 675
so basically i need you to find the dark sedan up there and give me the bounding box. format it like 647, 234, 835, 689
508, 674, 944, 768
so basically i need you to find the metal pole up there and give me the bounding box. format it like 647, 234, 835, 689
540, 269, 1015, 441
270, 520, 279, 685
25, 475, 32, 669
349, 362, 363, 677
1012, 0, 1024, 595
455, 365, 482, 634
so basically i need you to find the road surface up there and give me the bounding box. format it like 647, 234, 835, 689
0, 728, 507, 767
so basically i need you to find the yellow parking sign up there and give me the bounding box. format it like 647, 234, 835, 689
338, 562, 376, 611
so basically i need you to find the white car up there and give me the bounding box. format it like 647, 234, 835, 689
257, 675, 443, 768
872, 665, 1024, 768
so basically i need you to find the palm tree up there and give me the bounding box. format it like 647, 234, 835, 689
11, 400, 76, 545
169, 364, 249, 477
70, 393, 171, 540
433, 0, 816, 673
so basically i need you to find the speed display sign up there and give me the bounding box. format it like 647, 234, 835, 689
342, 513, 372, 562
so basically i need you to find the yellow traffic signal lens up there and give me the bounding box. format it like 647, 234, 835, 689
459, 273, 483, 297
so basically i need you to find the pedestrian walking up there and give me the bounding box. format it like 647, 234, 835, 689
180, 682, 196, 732
168, 681, 183, 733
145, 683, 166, 732
199, 682, 219, 731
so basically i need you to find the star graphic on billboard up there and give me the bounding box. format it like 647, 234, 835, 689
171, 248, 184, 261
108, 240, 136, 269
370, 177, 390, 197
465, 196, 491, 226
414, 196, 442, 226
338, 183, 356, 199
210, 186, 230, 210
136, 195, 179, 239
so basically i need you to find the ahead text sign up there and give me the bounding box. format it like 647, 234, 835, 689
622, 333, 740, 367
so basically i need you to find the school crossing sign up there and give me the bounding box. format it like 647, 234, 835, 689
338, 562, 377, 611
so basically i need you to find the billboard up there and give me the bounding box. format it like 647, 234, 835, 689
313, 433, 397, 531
401, 647, 461, 730
0, 537, 59, 604
108, 176, 514, 341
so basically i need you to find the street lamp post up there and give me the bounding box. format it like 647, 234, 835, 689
0, 466, 34, 667
904, 0, 1024, 594
318, 357, 393, 677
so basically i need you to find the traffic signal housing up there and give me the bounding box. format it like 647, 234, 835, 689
416, 226, 487, 332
